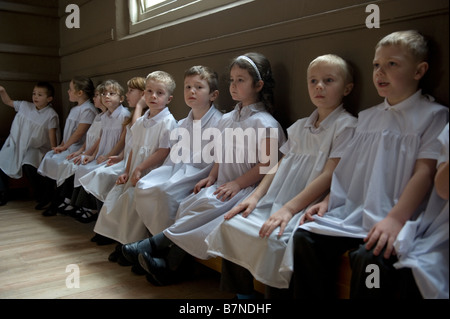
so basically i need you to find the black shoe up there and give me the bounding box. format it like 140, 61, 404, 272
108, 244, 122, 262
42, 207, 57, 216
131, 263, 147, 275
138, 252, 173, 286
75, 208, 98, 223
91, 233, 115, 246
122, 238, 153, 264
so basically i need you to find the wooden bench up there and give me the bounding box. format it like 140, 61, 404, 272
197, 252, 351, 298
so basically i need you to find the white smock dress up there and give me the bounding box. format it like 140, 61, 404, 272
52, 112, 103, 187
393, 123, 449, 299
206, 105, 357, 288
300, 91, 449, 240
38, 100, 97, 181
94, 107, 177, 244
135, 106, 223, 235
163, 102, 286, 260
0, 101, 60, 178
80, 124, 133, 201
73, 105, 130, 188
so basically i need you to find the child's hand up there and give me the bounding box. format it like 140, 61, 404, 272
300, 201, 328, 225
96, 155, 108, 164
364, 215, 403, 259
81, 155, 94, 165
224, 196, 258, 220
117, 173, 129, 185
66, 152, 79, 160
53, 145, 66, 154
194, 176, 216, 194
259, 206, 295, 238
130, 168, 142, 186
214, 181, 241, 202
106, 156, 120, 167
72, 155, 83, 165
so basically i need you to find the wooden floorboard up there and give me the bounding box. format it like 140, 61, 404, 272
0, 196, 234, 300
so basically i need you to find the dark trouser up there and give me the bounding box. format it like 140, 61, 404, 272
71, 186, 97, 210
22, 164, 52, 202
152, 232, 191, 272
0, 169, 8, 193
293, 228, 422, 299
220, 259, 293, 298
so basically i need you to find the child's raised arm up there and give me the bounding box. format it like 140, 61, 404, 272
0, 85, 14, 107
365, 158, 437, 259
260, 157, 339, 238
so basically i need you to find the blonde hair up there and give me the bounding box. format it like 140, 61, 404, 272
376, 30, 429, 62
127, 77, 146, 91
146, 71, 176, 95
308, 54, 354, 84
102, 79, 125, 97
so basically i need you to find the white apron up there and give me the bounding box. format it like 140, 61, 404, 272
80, 125, 133, 201
38, 100, 97, 181
394, 123, 449, 299
73, 105, 130, 187
163, 102, 286, 260
135, 106, 223, 235
206, 106, 357, 288
53, 112, 103, 187
94, 108, 177, 244
301, 91, 448, 238
0, 101, 59, 178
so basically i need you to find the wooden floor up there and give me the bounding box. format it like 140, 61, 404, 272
0, 193, 234, 299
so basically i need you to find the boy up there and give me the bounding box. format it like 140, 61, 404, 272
0, 82, 59, 206
294, 30, 448, 298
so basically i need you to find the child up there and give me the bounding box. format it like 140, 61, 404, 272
93, 71, 177, 261
121, 65, 223, 270
79, 77, 146, 205
69, 79, 131, 223
38, 76, 97, 214
293, 30, 448, 299
136, 52, 286, 286
393, 123, 448, 299
205, 54, 358, 297
0, 82, 60, 206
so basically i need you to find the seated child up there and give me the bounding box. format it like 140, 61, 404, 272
135, 52, 286, 286
93, 71, 177, 261
205, 54, 357, 298
121, 65, 223, 272
293, 30, 448, 299
0, 82, 60, 206
38, 76, 97, 215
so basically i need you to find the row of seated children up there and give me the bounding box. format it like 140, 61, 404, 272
0, 29, 448, 299
117, 30, 447, 299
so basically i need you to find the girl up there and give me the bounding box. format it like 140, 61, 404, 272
136, 53, 286, 286
294, 30, 448, 299
38, 76, 97, 215
93, 71, 177, 261
205, 54, 358, 297
121, 65, 223, 271
51, 83, 106, 214
79, 77, 147, 206
69, 79, 131, 223
0, 82, 60, 206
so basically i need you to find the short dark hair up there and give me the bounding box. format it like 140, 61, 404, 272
35, 81, 55, 98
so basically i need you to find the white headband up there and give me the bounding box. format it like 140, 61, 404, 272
237, 55, 262, 81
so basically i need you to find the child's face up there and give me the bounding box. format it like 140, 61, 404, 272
126, 87, 144, 108
101, 87, 123, 112
144, 80, 172, 113
67, 81, 81, 103
32, 87, 53, 109
373, 44, 426, 105
307, 62, 352, 112
93, 91, 106, 111
229, 65, 262, 106
184, 75, 217, 111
